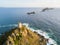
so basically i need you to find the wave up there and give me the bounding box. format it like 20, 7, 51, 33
0, 23, 57, 45
0, 24, 18, 28
23, 23, 57, 45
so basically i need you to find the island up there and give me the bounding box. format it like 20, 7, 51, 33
41, 8, 54, 12
27, 11, 35, 15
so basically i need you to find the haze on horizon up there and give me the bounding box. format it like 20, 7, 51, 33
0, 0, 60, 8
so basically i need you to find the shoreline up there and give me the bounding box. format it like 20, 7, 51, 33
23, 23, 57, 45
0, 23, 58, 45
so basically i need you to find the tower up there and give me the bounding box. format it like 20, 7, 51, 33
18, 22, 23, 29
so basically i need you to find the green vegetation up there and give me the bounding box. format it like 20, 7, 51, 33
0, 23, 47, 45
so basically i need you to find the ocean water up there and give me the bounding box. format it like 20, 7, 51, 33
0, 8, 60, 45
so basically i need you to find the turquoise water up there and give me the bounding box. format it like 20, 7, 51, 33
0, 8, 60, 45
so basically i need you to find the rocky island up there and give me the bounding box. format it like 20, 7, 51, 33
27, 11, 35, 15
0, 23, 47, 45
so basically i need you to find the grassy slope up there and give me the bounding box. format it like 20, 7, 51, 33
0, 25, 47, 45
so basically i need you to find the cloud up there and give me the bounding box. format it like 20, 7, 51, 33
0, 0, 60, 8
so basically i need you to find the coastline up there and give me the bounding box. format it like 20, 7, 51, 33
23, 23, 57, 45
0, 23, 58, 45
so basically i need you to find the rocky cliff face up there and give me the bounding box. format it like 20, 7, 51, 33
1, 23, 47, 45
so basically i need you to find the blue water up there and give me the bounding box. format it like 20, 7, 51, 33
0, 8, 60, 45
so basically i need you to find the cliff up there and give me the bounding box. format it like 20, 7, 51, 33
0, 23, 47, 45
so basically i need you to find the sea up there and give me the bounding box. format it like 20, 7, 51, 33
0, 8, 60, 45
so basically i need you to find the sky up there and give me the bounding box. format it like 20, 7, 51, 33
0, 0, 60, 8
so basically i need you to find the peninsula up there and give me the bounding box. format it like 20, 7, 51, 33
0, 23, 47, 45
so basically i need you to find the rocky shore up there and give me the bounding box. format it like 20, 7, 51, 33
0, 23, 47, 45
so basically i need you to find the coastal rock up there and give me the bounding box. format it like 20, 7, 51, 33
0, 23, 47, 45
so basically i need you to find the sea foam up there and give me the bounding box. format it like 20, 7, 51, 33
23, 23, 57, 45
0, 23, 58, 45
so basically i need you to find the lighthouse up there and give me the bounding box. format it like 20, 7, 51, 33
18, 22, 23, 29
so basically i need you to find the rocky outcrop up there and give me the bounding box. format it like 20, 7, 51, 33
0, 23, 47, 45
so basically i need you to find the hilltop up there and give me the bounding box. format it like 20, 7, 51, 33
0, 23, 47, 45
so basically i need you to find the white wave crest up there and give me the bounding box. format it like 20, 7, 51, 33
23, 23, 57, 45
0, 24, 18, 28
0, 23, 58, 45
